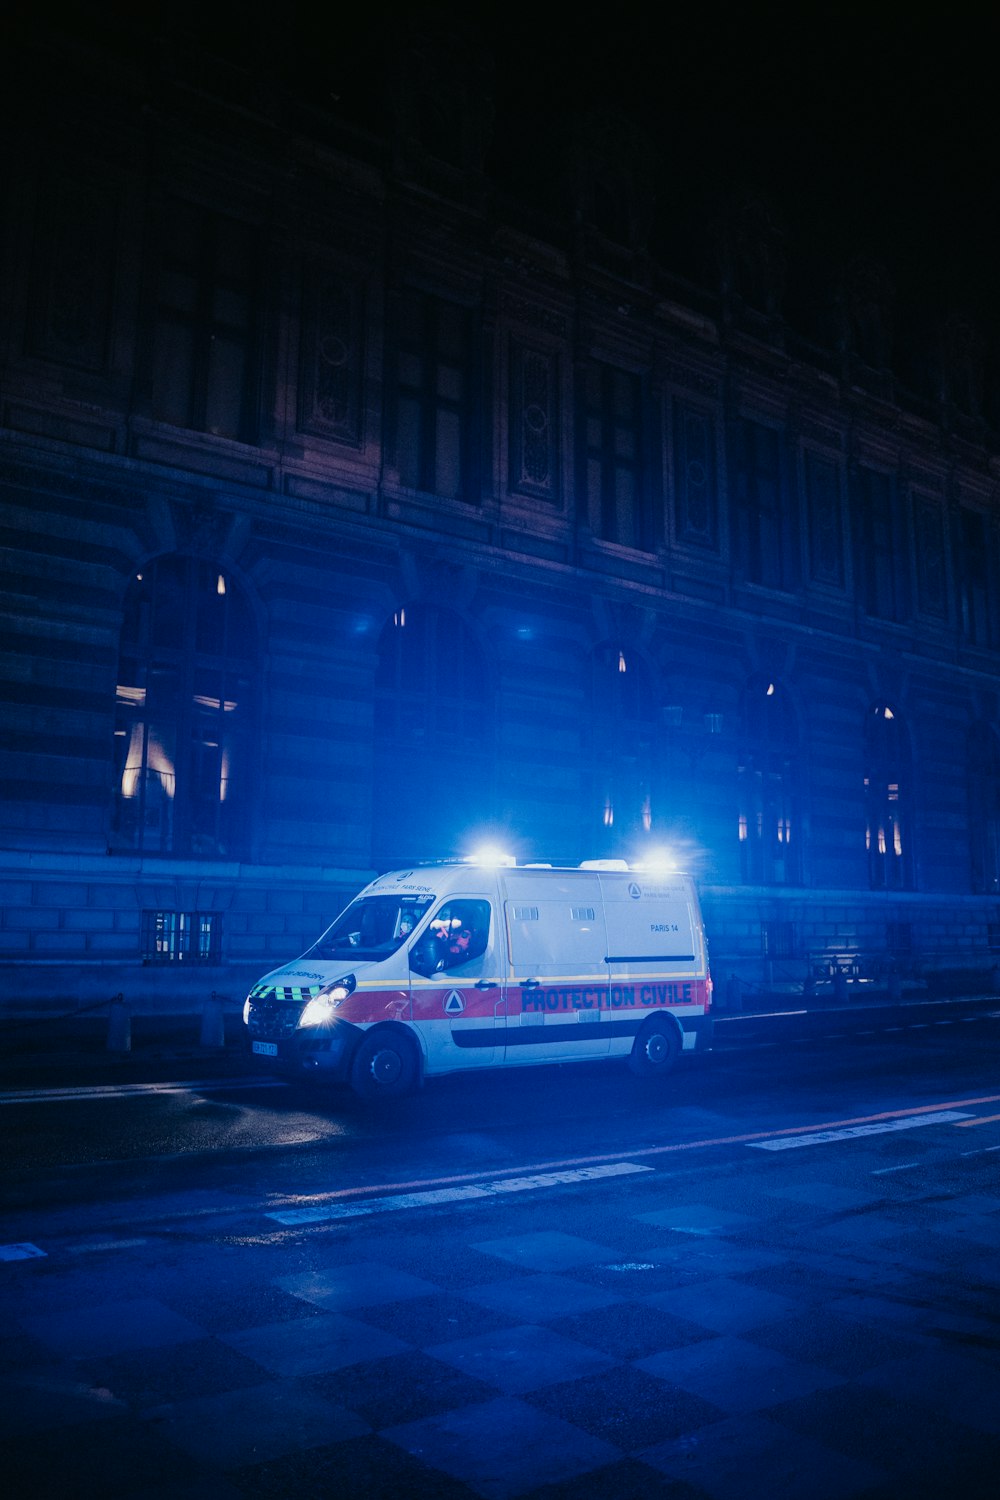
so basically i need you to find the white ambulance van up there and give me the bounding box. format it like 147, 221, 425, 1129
243, 856, 712, 1099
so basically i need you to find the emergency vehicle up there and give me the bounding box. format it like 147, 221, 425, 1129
243, 855, 713, 1099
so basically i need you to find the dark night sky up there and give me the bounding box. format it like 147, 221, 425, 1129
19, 3, 1000, 355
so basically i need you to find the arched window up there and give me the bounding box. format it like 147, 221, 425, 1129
111, 557, 255, 856
587, 644, 655, 855
967, 722, 1000, 893
865, 703, 911, 889
737, 678, 799, 884
373, 604, 491, 865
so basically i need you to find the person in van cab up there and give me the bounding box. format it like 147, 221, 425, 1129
447, 926, 473, 961
416, 903, 489, 972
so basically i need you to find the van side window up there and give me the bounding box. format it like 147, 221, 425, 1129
416, 899, 491, 973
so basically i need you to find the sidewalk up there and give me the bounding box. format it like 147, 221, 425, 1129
0, 1003, 250, 1087
2, 981, 997, 1087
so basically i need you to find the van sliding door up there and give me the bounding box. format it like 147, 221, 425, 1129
503, 872, 610, 1061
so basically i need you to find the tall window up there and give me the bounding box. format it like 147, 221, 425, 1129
733, 419, 790, 588
737, 679, 799, 884
111, 557, 255, 856
865, 703, 911, 889
395, 289, 472, 499
373, 605, 491, 865
967, 723, 1000, 893
582, 361, 647, 548
588, 645, 655, 854
853, 467, 901, 622
151, 199, 259, 441
957, 508, 991, 645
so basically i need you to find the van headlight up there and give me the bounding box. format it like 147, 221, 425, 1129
297, 974, 356, 1028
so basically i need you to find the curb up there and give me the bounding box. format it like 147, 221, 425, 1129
2, 989, 996, 1086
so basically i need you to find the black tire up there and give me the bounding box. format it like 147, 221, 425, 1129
349, 1026, 420, 1100
628, 1017, 681, 1078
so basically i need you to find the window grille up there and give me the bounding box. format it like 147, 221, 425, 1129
887, 921, 913, 953
141, 911, 222, 964
762, 920, 796, 958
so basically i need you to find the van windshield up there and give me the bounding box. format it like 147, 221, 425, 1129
302, 895, 434, 962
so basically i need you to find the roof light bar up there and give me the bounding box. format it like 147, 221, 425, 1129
466, 845, 516, 868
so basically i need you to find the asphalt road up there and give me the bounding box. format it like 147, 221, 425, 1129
2, 1000, 999, 1497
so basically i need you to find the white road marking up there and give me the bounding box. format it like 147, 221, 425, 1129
66, 1238, 150, 1254
748, 1110, 971, 1150
267, 1161, 653, 1225
0, 1078, 286, 1105
0, 1243, 47, 1261
871, 1162, 920, 1174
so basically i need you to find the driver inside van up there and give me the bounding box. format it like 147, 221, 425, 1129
447, 925, 473, 960
423, 903, 489, 970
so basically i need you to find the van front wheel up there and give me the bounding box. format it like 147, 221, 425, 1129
349, 1027, 419, 1100
628, 1018, 681, 1078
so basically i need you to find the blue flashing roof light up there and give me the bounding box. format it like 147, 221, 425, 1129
466, 844, 516, 868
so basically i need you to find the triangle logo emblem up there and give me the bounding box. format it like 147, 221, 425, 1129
444, 991, 465, 1014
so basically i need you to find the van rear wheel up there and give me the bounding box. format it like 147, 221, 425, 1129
349, 1026, 419, 1100
628, 1018, 681, 1078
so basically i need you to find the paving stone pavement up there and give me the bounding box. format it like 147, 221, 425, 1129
3, 1148, 1000, 1497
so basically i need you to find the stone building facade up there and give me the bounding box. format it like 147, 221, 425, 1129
2, 22, 1000, 1013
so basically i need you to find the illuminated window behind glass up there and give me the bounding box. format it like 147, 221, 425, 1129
111, 557, 255, 856
141, 910, 222, 963
967, 722, 1000, 893
151, 199, 258, 441
588, 645, 655, 854
865, 703, 911, 889
395, 289, 472, 499
373, 604, 491, 864
738, 679, 799, 884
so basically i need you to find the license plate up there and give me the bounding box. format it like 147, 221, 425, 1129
252, 1040, 278, 1057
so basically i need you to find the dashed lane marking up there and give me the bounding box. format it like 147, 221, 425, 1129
258, 1093, 1000, 1226
747, 1110, 971, 1150
267, 1161, 653, 1224
66, 1238, 150, 1254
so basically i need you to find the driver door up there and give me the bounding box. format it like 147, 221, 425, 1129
408, 897, 505, 1071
